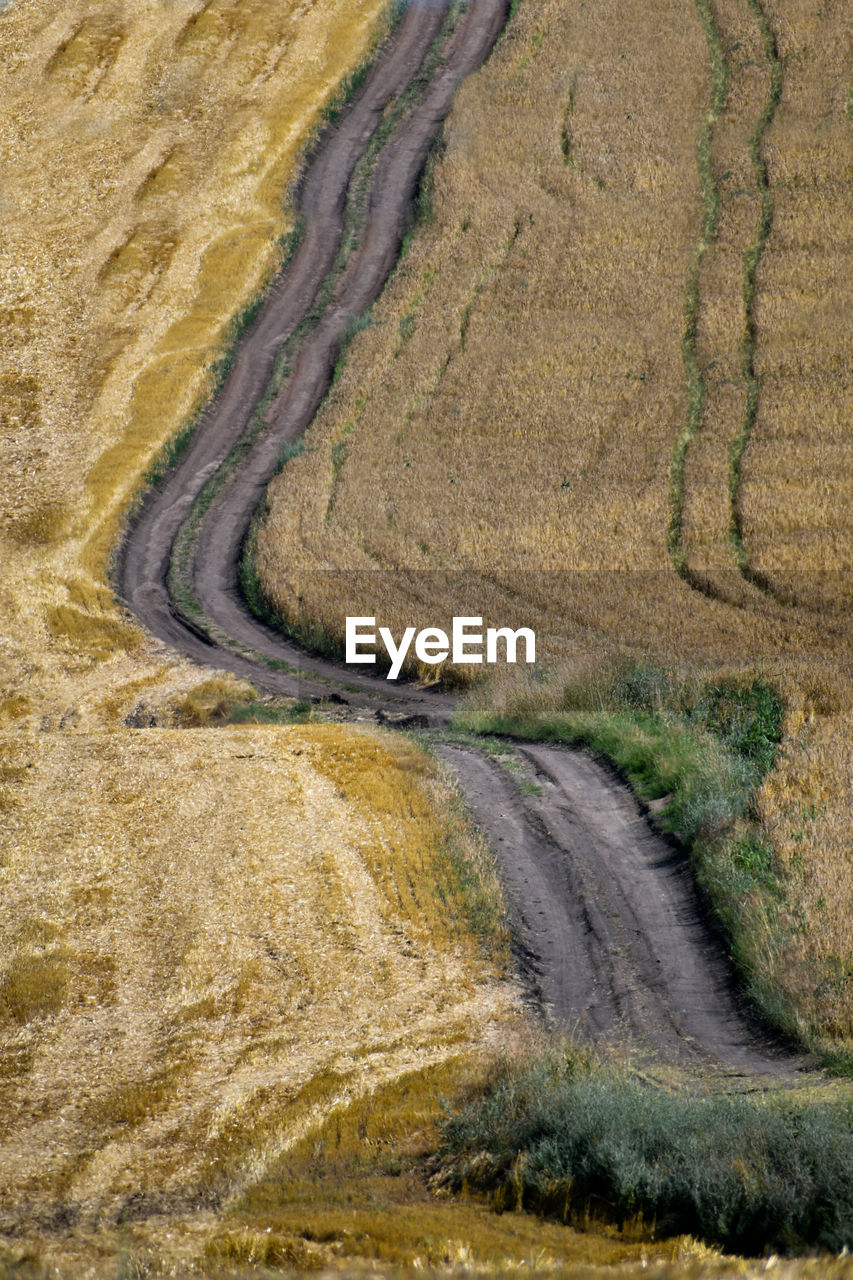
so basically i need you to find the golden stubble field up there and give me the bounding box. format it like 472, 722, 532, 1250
257, 0, 853, 1040
0, 724, 520, 1255
0, 0, 392, 727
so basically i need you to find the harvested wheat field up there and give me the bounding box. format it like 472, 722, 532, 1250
256, 0, 853, 1043
3, 0, 853, 1271
258, 0, 852, 651
0, 725, 518, 1240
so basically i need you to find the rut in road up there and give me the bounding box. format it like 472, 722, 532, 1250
117, 0, 810, 1079
437, 743, 807, 1081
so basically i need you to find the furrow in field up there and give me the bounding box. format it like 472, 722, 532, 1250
665, 0, 729, 582
735, 1, 853, 613
670, 0, 849, 620
675, 0, 785, 607
727, 0, 783, 587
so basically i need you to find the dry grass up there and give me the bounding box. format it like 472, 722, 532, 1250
0, 723, 519, 1246
256, 0, 853, 1040
258, 0, 704, 601
754, 692, 853, 1038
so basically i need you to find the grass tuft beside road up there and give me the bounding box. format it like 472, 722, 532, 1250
440, 1041, 853, 1255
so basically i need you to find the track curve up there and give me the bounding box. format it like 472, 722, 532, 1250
119, 0, 504, 723
118, 0, 810, 1079
437, 743, 806, 1079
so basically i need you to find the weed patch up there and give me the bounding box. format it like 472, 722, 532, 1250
225, 699, 313, 725
441, 1044, 853, 1255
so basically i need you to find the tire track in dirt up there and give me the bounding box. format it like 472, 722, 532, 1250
119, 0, 810, 1078
436, 743, 807, 1079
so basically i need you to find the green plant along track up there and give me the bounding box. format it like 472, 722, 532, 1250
668, 0, 785, 599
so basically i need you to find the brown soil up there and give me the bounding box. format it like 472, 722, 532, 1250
437, 742, 808, 1080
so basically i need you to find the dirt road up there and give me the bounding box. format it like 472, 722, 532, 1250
118, 0, 499, 722
437, 743, 807, 1078
118, 0, 809, 1078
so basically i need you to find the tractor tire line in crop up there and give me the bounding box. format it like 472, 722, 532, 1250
119, 0, 805, 1077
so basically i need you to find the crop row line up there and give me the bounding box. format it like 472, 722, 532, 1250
728, 0, 783, 586
668, 0, 783, 600
666, 0, 729, 578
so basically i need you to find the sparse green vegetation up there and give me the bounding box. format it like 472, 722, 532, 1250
176, 678, 257, 726
226, 698, 314, 725
441, 1043, 853, 1255
667, 0, 728, 575
332, 311, 373, 386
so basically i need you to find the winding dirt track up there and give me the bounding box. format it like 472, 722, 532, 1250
118, 0, 808, 1079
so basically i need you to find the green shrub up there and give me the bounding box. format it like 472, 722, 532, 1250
682, 677, 783, 773
441, 1049, 853, 1255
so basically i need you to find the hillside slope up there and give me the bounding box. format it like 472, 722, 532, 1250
0, 3, 524, 1266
